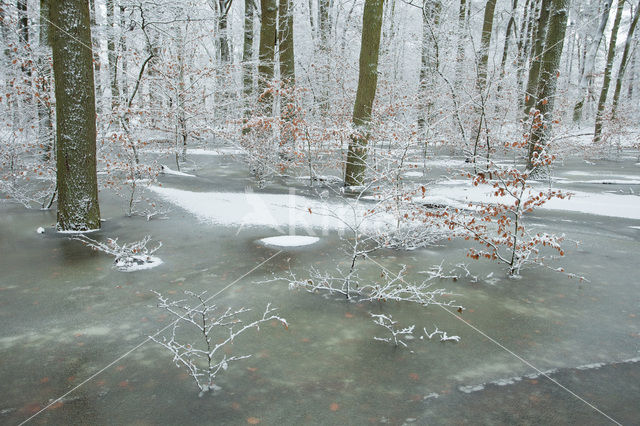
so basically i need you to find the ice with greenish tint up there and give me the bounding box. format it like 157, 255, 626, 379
0, 152, 639, 424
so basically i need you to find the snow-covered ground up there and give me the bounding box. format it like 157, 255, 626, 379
148, 186, 394, 233
150, 179, 640, 232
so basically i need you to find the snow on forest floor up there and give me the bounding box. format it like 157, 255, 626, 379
149, 177, 640, 230
148, 186, 393, 233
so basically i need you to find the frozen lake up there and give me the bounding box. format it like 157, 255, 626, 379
1, 150, 639, 424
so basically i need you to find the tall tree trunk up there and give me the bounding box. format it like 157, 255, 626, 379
258, 0, 278, 114
119, 5, 128, 106
454, 0, 468, 89
318, 0, 331, 111
477, 0, 498, 92
611, 0, 640, 119
107, 0, 118, 112
500, 0, 519, 78
527, 0, 569, 171
344, 0, 385, 187
594, 0, 625, 143
243, 0, 255, 130
418, 0, 441, 135
278, 0, 295, 84
17, 0, 31, 79
17, 0, 28, 45
176, 25, 188, 163
90, 0, 102, 116
278, 0, 295, 148
523, 0, 551, 121
516, 0, 540, 98
218, 0, 231, 63
573, 0, 613, 123
319, 0, 330, 50
38, 0, 53, 158
628, 40, 637, 98
51, 0, 101, 231
308, 0, 316, 37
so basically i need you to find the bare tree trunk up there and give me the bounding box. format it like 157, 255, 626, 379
175, 25, 188, 163
318, 0, 331, 111
242, 0, 255, 132
278, 0, 295, 148
308, 0, 316, 37
278, 0, 295, 84
516, 0, 540, 98
573, 0, 613, 123
594, 0, 625, 143
218, 0, 231, 63
107, 0, 118, 112
628, 40, 637, 99
51, 0, 101, 230
527, 0, 569, 171
417, 0, 441, 137
89, 0, 102, 116
454, 0, 468, 89
344, 0, 385, 187
523, 0, 551, 121
258, 0, 278, 115
477, 0, 498, 92
611, 0, 640, 119
38, 0, 54, 159
500, 0, 519, 78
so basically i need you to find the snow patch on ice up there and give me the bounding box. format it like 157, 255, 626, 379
459, 384, 485, 394
187, 148, 244, 156
413, 182, 640, 220
116, 255, 163, 272
143, 147, 244, 156
576, 362, 606, 370
259, 235, 320, 247
160, 165, 195, 177
149, 186, 395, 232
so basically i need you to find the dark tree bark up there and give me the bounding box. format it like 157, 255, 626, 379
477, 0, 498, 92
611, 0, 640, 119
51, 0, 101, 230
527, 0, 569, 171
278, 0, 295, 85
344, 0, 385, 187
523, 0, 551, 121
107, 0, 118, 112
243, 0, 255, 129
38, 0, 53, 157
454, 0, 468, 89
258, 0, 278, 114
594, 0, 625, 143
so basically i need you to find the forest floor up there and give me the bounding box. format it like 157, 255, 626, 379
1, 147, 639, 425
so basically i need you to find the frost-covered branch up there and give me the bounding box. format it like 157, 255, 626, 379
71, 235, 163, 272
150, 290, 287, 395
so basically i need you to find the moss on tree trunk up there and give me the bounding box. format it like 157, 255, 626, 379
344, 0, 385, 187
51, 0, 101, 231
